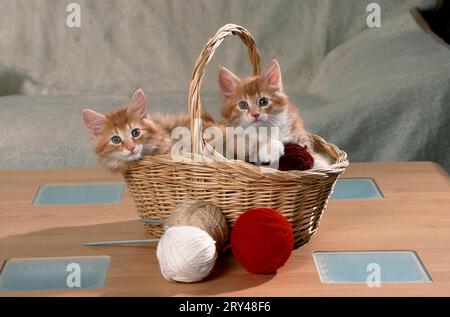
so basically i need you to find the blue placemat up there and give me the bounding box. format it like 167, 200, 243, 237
331, 178, 383, 200
0, 256, 110, 291
33, 183, 125, 205
313, 251, 431, 284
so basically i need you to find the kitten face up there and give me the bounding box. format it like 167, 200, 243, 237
219, 59, 289, 128
82, 89, 159, 172
94, 109, 152, 165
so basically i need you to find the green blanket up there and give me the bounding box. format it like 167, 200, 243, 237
0, 0, 449, 171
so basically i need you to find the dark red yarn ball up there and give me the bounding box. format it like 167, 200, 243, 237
278, 143, 314, 171
230, 208, 294, 274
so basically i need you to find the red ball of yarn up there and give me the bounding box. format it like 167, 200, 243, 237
230, 208, 294, 274
278, 143, 314, 171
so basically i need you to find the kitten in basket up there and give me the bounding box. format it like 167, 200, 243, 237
219, 59, 331, 168
82, 89, 216, 172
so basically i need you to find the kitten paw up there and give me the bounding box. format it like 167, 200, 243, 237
258, 139, 284, 164
312, 153, 331, 169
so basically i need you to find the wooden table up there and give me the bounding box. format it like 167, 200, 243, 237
0, 162, 450, 296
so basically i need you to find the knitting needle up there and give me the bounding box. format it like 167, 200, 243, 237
83, 219, 165, 246
83, 239, 160, 246
140, 219, 165, 224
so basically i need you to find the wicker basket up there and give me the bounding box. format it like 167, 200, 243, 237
123, 24, 349, 249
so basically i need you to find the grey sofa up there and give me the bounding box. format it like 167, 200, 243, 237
1, 0, 449, 172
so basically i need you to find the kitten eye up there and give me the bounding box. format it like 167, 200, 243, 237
111, 135, 122, 144
238, 101, 249, 110
258, 97, 269, 107
131, 128, 140, 138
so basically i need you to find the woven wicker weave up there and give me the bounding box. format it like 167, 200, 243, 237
123, 24, 349, 249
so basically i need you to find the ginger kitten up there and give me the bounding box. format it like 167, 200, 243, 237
219, 59, 331, 168
82, 89, 214, 172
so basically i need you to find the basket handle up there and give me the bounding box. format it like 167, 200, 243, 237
188, 24, 261, 156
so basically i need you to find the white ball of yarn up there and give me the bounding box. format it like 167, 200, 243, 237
156, 226, 217, 283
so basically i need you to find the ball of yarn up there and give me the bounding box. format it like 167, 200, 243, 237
156, 226, 217, 283
156, 201, 229, 283
278, 144, 314, 171
231, 208, 294, 274
166, 200, 229, 250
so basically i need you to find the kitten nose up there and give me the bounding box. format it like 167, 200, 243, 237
251, 113, 260, 119
128, 145, 136, 153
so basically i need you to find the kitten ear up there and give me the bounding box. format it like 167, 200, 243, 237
82, 109, 106, 139
263, 59, 283, 92
219, 67, 240, 98
127, 88, 149, 119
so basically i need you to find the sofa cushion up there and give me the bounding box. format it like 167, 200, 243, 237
0, 0, 440, 97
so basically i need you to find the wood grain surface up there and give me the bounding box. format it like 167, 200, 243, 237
0, 162, 449, 296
